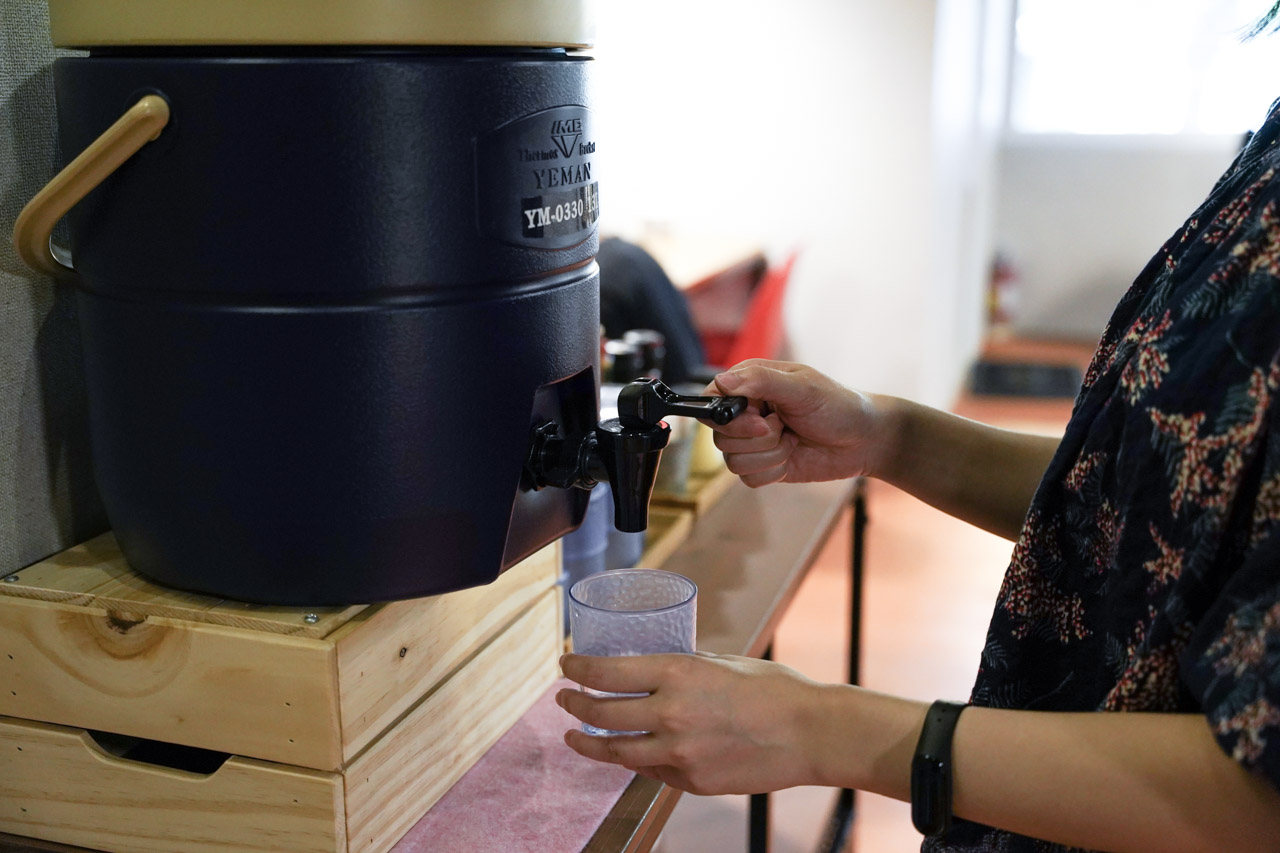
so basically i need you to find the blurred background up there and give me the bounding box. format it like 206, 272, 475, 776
594, 0, 1276, 408
604, 1, 1280, 850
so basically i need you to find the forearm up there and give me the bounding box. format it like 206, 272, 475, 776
870, 396, 1060, 540
808, 686, 1280, 853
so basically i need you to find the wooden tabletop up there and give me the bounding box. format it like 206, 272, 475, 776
582, 477, 856, 853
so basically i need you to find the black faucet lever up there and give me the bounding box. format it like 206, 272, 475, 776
617, 378, 748, 428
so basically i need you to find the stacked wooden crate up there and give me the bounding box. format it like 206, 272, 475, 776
0, 534, 561, 852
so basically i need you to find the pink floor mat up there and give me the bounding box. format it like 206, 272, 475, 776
392, 679, 636, 853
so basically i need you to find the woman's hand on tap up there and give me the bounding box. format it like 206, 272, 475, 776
707, 358, 1065, 540
704, 359, 893, 488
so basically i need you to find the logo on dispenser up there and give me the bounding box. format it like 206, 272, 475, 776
477, 106, 598, 249
550, 118, 582, 159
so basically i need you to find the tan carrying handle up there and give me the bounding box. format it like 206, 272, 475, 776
12, 94, 170, 278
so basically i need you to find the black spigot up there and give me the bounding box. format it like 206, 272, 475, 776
593, 416, 670, 531
526, 379, 748, 532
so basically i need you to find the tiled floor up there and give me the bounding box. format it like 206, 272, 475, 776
653, 339, 1093, 853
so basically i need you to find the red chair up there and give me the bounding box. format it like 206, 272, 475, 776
709, 251, 797, 367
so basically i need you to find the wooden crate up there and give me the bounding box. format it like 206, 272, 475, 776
0, 534, 562, 853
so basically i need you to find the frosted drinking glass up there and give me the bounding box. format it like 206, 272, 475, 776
569, 568, 697, 736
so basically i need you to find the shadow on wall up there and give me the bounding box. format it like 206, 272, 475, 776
0, 12, 107, 574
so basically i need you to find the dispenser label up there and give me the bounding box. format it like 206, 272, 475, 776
476, 106, 599, 249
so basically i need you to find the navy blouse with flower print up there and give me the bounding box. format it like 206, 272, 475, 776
927, 102, 1280, 852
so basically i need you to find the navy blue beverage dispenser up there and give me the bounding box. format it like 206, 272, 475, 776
13, 0, 744, 605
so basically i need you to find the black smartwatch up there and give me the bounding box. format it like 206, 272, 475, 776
911, 700, 967, 836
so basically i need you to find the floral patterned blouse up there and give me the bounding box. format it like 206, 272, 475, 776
929, 103, 1280, 852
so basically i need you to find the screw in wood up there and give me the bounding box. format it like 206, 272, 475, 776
303, 613, 319, 624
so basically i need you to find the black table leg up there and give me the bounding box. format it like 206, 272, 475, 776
817, 479, 867, 853
850, 478, 866, 688
749, 643, 774, 853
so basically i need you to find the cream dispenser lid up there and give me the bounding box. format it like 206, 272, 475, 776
47, 0, 595, 48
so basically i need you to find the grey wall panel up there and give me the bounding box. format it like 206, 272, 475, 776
0, 1, 106, 573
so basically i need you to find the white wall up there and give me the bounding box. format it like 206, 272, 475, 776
921, 0, 1011, 405
995, 135, 1242, 340
595, 3, 1258, 400
596, 1, 970, 404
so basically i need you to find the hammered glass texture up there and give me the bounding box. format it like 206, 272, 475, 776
569, 569, 697, 658
569, 569, 697, 735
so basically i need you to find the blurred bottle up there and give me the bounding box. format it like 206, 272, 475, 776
603, 338, 645, 384
653, 381, 698, 495
559, 481, 612, 634
987, 252, 1020, 339
623, 329, 666, 379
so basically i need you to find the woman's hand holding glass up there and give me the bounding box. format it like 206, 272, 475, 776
557, 651, 832, 796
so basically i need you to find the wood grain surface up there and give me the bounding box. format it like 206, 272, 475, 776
0, 595, 344, 770
0, 541, 559, 772
0, 586, 562, 853
0, 533, 361, 639
331, 542, 558, 762
0, 716, 345, 853
344, 590, 561, 852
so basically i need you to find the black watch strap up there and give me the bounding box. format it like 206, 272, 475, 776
911, 699, 967, 837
